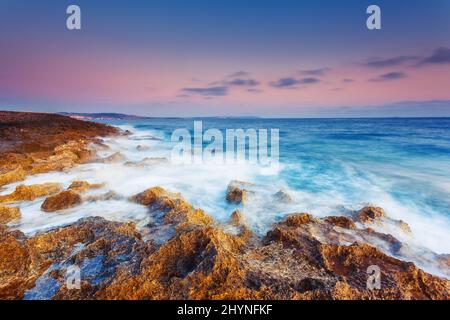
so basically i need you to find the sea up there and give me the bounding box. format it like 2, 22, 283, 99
3, 117, 450, 277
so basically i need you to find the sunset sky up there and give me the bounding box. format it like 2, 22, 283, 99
1, 0, 450, 117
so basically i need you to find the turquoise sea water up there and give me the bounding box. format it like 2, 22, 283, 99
101, 117, 450, 254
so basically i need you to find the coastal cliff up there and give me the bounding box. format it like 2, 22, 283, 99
0, 111, 449, 300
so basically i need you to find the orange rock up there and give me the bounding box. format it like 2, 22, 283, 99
0, 111, 117, 181
226, 181, 249, 205
0, 183, 62, 203
229, 210, 245, 226
0, 166, 26, 187
284, 213, 319, 227
68, 181, 103, 193
0, 205, 21, 224
41, 190, 82, 212
356, 206, 386, 223
131, 186, 214, 231
0, 226, 33, 300
324, 216, 356, 229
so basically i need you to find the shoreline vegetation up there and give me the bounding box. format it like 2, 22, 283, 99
0, 111, 449, 300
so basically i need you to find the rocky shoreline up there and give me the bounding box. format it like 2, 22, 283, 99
0, 111, 449, 300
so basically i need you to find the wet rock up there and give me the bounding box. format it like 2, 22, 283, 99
0, 205, 21, 224
0, 226, 32, 300
363, 227, 404, 254
100, 226, 248, 300
318, 243, 449, 299
0, 183, 62, 203
41, 190, 82, 212
0, 217, 150, 300
229, 210, 245, 227
99, 152, 126, 164
264, 213, 450, 299
284, 213, 319, 227
68, 181, 103, 193
272, 189, 293, 204
226, 180, 254, 205
30, 159, 75, 174
356, 206, 412, 235
131, 186, 214, 231
131, 186, 183, 208
324, 216, 356, 230
355, 206, 385, 223
394, 219, 412, 235
0, 166, 26, 187
0, 194, 448, 300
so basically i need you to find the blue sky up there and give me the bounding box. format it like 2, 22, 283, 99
0, 0, 449, 116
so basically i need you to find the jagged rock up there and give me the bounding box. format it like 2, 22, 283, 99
264, 213, 450, 299
99, 226, 248, 300
0, 205, 21, 224
41, 190, 82, 212
355, 206, 386, 223
226, 187, 247, 205
0, 166, 26, 187
68, 181, 103, 193
131, 186, 183, 208
324, 216, 356, 230
0, 217, 150, 300
0, 195, 448, 300
318, 243, 449, 299
356, 206, 412, 235
394, 219, 412, 234
30, 159, 75, 174
100, 152, 126, 164
284, 213, 319, 227
272, 189, 293, 203
0, 226, 32, 300
226, 180, 254, 205
229, 210, 245, 227
0, 183, 62, 203
131, 187, 213, 231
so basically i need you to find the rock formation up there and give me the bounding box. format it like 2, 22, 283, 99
226, 180, 255, 205
0, 183, 62, 203
0, 111, 118, 185
0, 185, 448, 300
0, 205, 21, 224
41, 190, 82, 212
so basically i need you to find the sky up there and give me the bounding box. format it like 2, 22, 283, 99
0, 0, 450, 117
